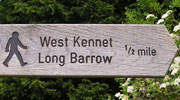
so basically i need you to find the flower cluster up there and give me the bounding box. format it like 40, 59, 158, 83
159, 82, 170, 89
146, 14, 155, 19
115, 92, 128, 100
115, 78, 133, 100
115, 9, 180, 99
159, 61, 180, 88
127, 86, 133, 93
157, 10, 172, 24
122, 78, 131, 86
170, 34, 180, 40
173, 23, 180, 32
169, 57, 180, 75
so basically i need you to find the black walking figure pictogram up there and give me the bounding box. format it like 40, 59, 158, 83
3, 31, 28, 67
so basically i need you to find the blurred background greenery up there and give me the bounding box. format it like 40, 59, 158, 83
0, 0, 179, 100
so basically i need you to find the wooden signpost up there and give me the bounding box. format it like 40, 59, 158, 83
0, 24, 178, 77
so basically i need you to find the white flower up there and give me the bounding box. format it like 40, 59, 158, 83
122, 95, 128, 100
127, 78, 131, 81
115, 92, 124, 100
163, 75, 170, 81
139, 87, 145, 91
174, 56, 180, 65
159, 82, 170, 89
122, 83, 128, 86
161, 10, 172, 19
147, 93, 150, 97
173, 23, 180, 32
173, 78, 180, 86
127, 86, 134, 93
161, 13, 169, 19
169, 63, 179, 71
122, 78, 131, 86
171, 68, 179, 75
173, 25, 180, 32
170, 56, 180, 73
157, 19, 164, 24
169, 65, 174, 71
166, 10, 173, 15
156, 82, 160, 85
115, 92, 121, 97
146, 14, 155, 19
170, 34, 180, 40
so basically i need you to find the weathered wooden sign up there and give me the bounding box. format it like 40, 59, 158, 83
0, 24, 178, 77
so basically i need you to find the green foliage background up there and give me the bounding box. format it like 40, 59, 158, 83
0, 0, 179, 100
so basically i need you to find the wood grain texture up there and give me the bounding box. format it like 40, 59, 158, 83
0, 24, 178, 77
